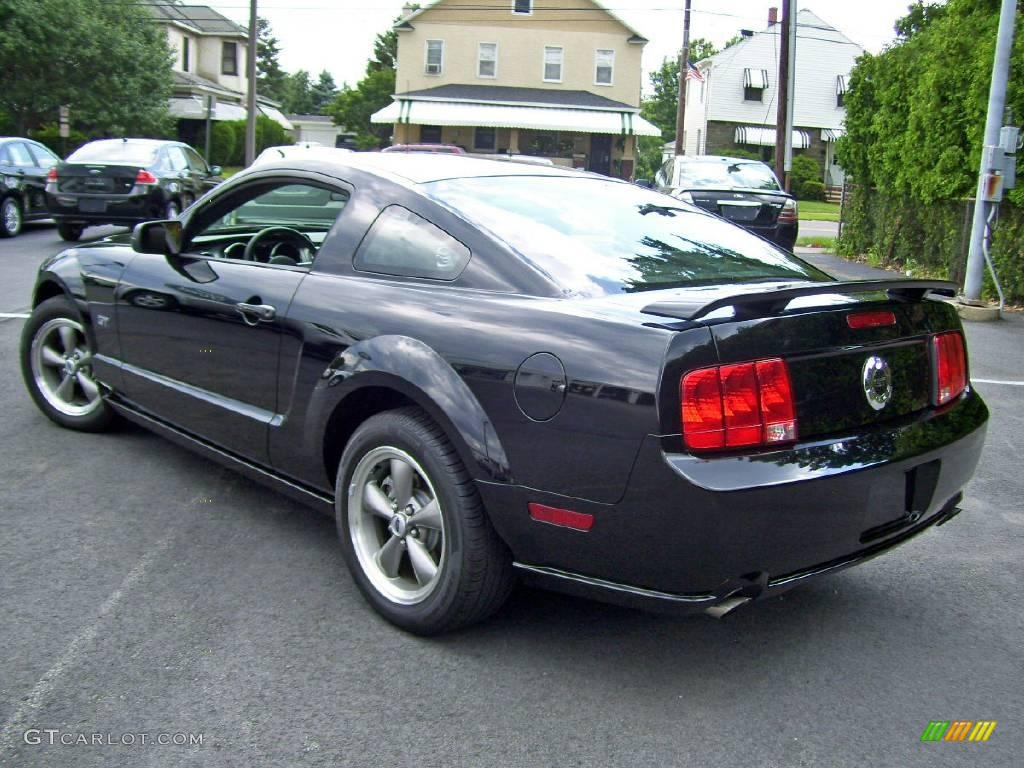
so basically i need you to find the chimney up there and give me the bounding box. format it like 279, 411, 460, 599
768, 7, 779, 25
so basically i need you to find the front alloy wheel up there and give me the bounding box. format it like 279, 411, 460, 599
337, 408, 513, 634
21, 296, 114, 431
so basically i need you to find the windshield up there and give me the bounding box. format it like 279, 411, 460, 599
68, 141, 160, 166
676, 161, 781, 190
424, 176, 827, 298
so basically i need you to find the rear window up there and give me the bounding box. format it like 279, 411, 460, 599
68, 141, 161, 166
676, 160, 781, 190
423, 176, 826, 298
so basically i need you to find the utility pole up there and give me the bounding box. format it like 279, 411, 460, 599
963, 0, 1018, 303
245, 0, 258, 167
774, 0, 791, 187
784, 1, 797, 187
673, 0, 692, 156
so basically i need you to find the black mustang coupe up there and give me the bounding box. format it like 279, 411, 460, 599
20, 154, 988, 634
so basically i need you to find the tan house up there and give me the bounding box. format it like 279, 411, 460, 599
371, 0, 660, 179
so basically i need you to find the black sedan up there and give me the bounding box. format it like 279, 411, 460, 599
45, 138, 222, 241
656, 155, 799, 250
0, 137, 61, 237
20, 154, 987, 634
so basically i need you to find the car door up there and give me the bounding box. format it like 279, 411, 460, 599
24, 141, 59, 217
183, 146, 220, 198
114, 177, 350, 465
5, 141, 46, 215
164, 145, 191, 203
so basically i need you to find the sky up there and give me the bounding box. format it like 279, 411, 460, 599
206, 0, 925, 92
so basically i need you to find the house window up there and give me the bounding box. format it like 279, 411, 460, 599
742, 68, 767, 102
513, 0, 532, 14
425, 40, 444, 75
182, 37, 190, 72
221, 42, 238, 75
474, 127, 496, 151
420, 125, 443, 143
478, 42, 497, 78
594, 49, 614, 86
543, 46, 563, 83
836, 75, 847, 108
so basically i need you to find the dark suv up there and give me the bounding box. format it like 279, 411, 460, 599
45, 138, 222, 241
0, 137, 61, 238
656, 155, 798, 251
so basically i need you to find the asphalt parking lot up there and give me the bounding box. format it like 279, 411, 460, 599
1, 225, 1022, 767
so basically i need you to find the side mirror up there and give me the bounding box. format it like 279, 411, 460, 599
634, 178, 654, 189
209, 165, 222, 177
131, 219, 183, 256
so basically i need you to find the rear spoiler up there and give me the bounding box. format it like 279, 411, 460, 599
641, 279, 957, 322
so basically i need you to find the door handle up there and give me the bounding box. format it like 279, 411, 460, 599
235, 302, 276, 324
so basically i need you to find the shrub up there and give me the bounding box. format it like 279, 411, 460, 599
207, 121, 236, 167
790, 155, 824, 200
28, 124, 89, 158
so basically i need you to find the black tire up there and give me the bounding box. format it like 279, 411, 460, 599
57, 221, 84, 241
20, 295, 115, 432
1, 196, 23, 237
336, 407, 514, 635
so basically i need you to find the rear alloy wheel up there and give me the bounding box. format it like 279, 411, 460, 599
20, 296, 114, 431
57, 221, 84, 242
1, 196, 22, 237
337, 407, 513, 634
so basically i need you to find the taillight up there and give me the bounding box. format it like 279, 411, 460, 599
135, 169, 158, 185
681, 358, 797, 451
47, 167, 58, 182
778, 198, 798, 223
933, 332, 966, 406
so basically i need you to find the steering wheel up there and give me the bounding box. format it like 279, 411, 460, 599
243, 226, 315, 264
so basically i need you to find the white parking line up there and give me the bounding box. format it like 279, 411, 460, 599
0, 533, 176, 751
0, 312, 29, 319
974, 379, 1024, 386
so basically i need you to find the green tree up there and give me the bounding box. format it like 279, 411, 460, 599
0, 0, 173, 136
310, 70, 339, 114
328, 15, 406, 148
283, 70, 314, 115
255, 17, 288, 102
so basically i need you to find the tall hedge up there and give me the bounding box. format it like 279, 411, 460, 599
835, 0, 1024, 302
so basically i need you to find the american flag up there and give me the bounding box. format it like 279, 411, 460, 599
685, 60, 705, 82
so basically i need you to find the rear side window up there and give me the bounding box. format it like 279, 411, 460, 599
354, 206, 470, 281
28, 143, 59, 168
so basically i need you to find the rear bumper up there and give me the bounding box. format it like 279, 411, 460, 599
479, 390, 988, 612
46, 189, 167, 225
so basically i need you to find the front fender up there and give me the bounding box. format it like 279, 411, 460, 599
308, 334, 512, 484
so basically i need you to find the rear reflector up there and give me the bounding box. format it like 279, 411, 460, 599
681, 358, 797, 451
135, 169, 158, 185
847, 309, 896, 329
528, 503, 594, 532
933, 331, 967, 406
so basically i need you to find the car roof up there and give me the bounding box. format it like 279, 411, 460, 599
76, 138, 184, 149
254, 151, 588, 185
676, 155, 769, 166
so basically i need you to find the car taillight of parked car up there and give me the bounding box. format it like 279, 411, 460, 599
681, 358, 798, 451
778, 198, 798, 223
135, 169, 158, 185
933, 331, 967, 406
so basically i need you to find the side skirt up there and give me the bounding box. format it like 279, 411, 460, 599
108, 398, 335, 516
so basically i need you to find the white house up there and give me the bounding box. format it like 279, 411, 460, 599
148, 2, 292, 144
681, 8, 862, 187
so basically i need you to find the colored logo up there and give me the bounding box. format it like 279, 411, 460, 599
921, 721, 997, 742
